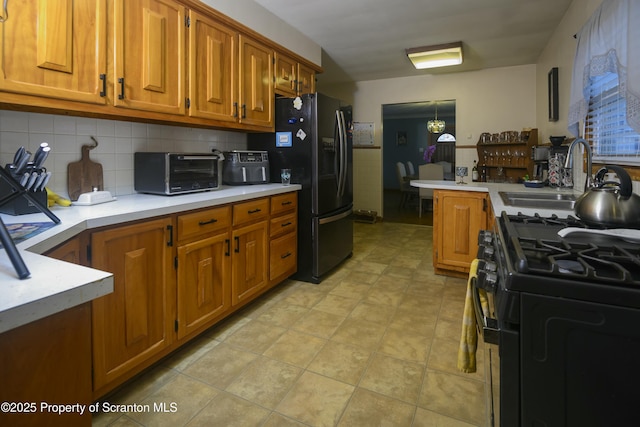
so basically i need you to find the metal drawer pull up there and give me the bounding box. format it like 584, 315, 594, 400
281, 252, 292, 259
248, 208, 261, 214
234, 236, 240, 253
199, 218, 218, 226
281, 222, 292, 227
281, 201, 292, 205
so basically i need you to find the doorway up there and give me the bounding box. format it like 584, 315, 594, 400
382, 100, 456, 225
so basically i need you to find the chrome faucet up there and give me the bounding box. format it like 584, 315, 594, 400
563, 137, 593, 191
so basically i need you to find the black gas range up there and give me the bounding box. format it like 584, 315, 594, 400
475, 212, 640, 427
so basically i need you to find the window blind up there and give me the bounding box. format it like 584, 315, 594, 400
587, 72, 640, 165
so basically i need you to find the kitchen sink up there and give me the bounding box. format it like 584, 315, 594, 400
499, 191, 578, 210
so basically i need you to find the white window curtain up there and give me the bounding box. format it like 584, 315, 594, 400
568, 0, 640, 137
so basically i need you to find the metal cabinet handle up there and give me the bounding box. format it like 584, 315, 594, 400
99, 74, 106, 97
281, 222, 292, 227
281, 201, 292, 206
118, 77, 125, 100
198, 218, 218, 226
248, 208, 261, 214
280, 252, 292, 259
225, 239, 230, 256
234, 236, 240, 253
233, 102, 238, 118
241, 104, 246, 118
166, 225, 173, 247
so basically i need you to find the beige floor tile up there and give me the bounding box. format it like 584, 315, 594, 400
262, 412, 308, 427
103, 365, 179, 408
330, 281, 374, 300
263, 329, 327, 367
255, 300, 310, 327
413, 407, 478, 427
338, 388, 415, 426
349, 300, 396, 325
204, 315, 251, 342
182, 343, 258, 389
388, 308, 438, 337
331, 317, 386, 351
290, 308, 346, 338
439, 298, 466, 322
222, 319, 287, 353
434, 316, 463, 341
372, 275, 411, 292
226, 356, 302, 409
162, 335, 221, 372
383, 265, 417, 279
307, 340, 372, 385
378, 327, 431, 363
342, 270, 382, 285
359, 353, 425, 404
427, 337, 484, 382
280, 285, 327, 308
186, 392, 270, 426
349, 260, 389, 275
364, 287, 404, 307
419, 370, 486, 426
313, 293, 361, 316
276, 371, 354, 427
127, 374, 218, 426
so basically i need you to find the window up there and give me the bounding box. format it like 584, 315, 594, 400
587, 72, 640, 165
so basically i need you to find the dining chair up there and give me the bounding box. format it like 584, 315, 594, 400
396, 162, 418, 208
418, 163, 444, 217
406, 161, 416, 177
436, 161, 454, 180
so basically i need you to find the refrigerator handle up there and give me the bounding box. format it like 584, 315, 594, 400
338, 110, 348, 197
335, 110, 344, 197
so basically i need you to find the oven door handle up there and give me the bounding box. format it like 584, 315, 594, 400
471, 277, 500, 345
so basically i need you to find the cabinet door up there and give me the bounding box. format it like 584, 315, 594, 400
91, 217, 174, 393
297, 63, 316, 95
238, 35, 273, 129
188, 11, 238, 122
176, 232, 231, 339
0, 0, 107, 104
113, 0, 185, 115
274, 52, 297, 96
434, 190, 487, 274
231, 220, 268, 305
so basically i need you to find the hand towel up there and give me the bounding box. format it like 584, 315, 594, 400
457, 259, 489, 373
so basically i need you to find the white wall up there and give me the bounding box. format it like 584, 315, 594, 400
324, 65, 537, 215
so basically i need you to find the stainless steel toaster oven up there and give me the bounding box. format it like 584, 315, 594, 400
134, 152, 221, 195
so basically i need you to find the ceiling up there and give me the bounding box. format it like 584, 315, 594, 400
253, 0, 574, 85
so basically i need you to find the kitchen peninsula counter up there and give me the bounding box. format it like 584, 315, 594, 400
0, 184, 301, 333
410, 179, 578, 217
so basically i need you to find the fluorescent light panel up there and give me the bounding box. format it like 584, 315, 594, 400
406, 42, 463, 70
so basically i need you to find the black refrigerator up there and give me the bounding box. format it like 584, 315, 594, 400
248, 93, 353, 283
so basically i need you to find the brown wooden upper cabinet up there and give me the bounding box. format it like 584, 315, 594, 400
188, 10, 238, 123
239, 35, 274, 129
0, 0, 318, 132
275, 52, 316, 96
0, 0, 108, 104
112, 0, 186, 115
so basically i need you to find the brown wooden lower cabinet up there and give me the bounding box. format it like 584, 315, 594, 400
433, 189, 489, 277
0, 303, 92, 427
88, 192, 296, 397
90, 217, 176, 397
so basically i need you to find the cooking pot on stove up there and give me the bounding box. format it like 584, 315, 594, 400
574, 165, 640, 228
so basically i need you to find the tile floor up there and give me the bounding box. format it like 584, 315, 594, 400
93, 222, 487, 427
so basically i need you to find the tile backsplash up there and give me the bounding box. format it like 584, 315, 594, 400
0, 110, 247, 198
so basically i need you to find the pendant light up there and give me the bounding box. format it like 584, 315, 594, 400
427, 103, 445, 134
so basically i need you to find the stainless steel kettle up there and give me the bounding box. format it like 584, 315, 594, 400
574, 165, 640, 228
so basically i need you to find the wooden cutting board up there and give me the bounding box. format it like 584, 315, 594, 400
67, 143, 103, 201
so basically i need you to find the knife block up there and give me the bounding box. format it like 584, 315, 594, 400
0, 173, 48, 215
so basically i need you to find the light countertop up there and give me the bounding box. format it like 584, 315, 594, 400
410, 180, 580, 218
0, 184, 301, 333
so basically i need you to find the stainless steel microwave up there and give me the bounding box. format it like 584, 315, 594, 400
134, 152, 221, 195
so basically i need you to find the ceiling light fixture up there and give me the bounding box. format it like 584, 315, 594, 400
427, 103, 445, 134
406, 42, 463, 70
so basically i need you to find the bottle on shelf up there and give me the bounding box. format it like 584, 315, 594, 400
472, 160, 479, 182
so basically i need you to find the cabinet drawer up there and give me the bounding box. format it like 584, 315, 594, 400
271, 192, 297, 215
178, 206, 231, 241
270, 212, 297, 238
269, 232, 297, 280
233, 198, 269, 226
